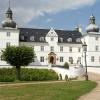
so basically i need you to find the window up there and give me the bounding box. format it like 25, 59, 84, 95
95, 37, 98, 40
95, 45, 99, 51
67, 38, 72, 42
76, 38, 81, 42
50, 46, 54, 52
78, 47, 81, 52
7, 32, 10, 37
32, 46, 34, 50
30, 36, 34, 41
41, 46, 44, 51
69, 47, 72, 52
6, 42, 10, 47
51, 37, 54, 41
77, 57, 81, 63
40, 57, 44, 62
0, 53, 3, 60
99, 57, 100, 62
69, 57, 73, 64
21, 35, 25, 40
91, 56, 94, 62
0, 55, 3, 60
40, 37, 45, 41
60, 46, 63, 52
60, 57, 63, 62
59, 38, 63, 42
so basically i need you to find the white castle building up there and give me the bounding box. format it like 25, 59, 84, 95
0, 6, 100, 67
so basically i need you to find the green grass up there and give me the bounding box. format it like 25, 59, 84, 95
0, 81, 97, 100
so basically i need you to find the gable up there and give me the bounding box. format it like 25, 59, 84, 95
46, 28, 58, 37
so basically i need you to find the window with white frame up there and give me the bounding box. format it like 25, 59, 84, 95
78, 47, 81, 52
99, 57, 100, 62
32, 46, 34, 50
69, 47, 72, 52
76, 38, 81, 42
60, 46, 63, 52
0, 52, 3, 60
40, 56, 44, 62
69, 57, 73, 64
40, 37, 45, 41
51, 37, 54, 41
50, 46, 54, 52
6, 42, 10, 47
95, 37, 98, 41
60, 57, 63, 62
41, 46, 44, 51
77, 57, 81, 63
30, 36, 34, 41
59, 37, 63, 42
91, 56, 94, 62
95, 45, 99, 51
7, 32, 10, 37
21, 35, 24, 40
67, 38, 72, 42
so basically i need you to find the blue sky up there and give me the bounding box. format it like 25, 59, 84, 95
0, 0, 100, 32
28, 0, 100, 31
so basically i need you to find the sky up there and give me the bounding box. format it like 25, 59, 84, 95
0, 0, 100, 32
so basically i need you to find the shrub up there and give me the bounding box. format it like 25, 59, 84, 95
63, 62, 69, 69
0, 68, 16, 82
0, 68, 58, 82
20, 69, 58, 81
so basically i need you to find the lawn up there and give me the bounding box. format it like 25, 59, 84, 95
0, 81, 97, 100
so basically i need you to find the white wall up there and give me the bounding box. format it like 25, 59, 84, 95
0, 28, 19, 66
82, 32, 100, 67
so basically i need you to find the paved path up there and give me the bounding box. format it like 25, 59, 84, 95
78, 73, 100, 100
0, 81, 65, 87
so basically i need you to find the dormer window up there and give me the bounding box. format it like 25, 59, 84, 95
76, 38, 81, 42
30, 36, 34, 41
59, 38, 63, 42
21, 35, 24, 40
67, 38, 72, 42
40, 37, 45, 41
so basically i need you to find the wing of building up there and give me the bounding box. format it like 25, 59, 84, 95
0, 6, 100, 67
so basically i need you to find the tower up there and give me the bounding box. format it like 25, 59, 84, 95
86, 14, 99, 33
1, 0, 17, 28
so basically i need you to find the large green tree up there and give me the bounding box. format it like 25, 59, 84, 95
2, 46, 34, 80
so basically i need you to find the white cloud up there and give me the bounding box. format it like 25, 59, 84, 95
46, 18, 53, 23
0, 0, 97, 27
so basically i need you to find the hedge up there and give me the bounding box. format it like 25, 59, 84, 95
0, 68, 58, 82
0, 68, 16, 82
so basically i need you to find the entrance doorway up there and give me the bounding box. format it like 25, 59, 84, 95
50, 56, 54, 64
48, 52, 56, 64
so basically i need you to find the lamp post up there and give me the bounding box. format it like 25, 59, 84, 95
82, 42, 88, 81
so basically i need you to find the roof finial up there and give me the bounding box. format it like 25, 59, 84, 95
9, 0, 10, 8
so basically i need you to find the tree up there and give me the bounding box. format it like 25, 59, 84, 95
2, 46, 34, 80
63, 62, 69, 69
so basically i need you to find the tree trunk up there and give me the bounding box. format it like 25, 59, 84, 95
16, 66, 21, 80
